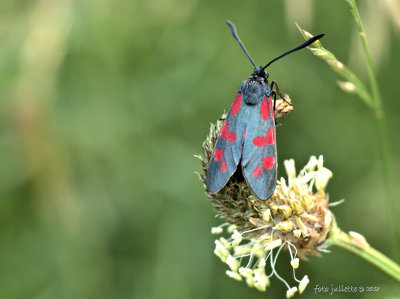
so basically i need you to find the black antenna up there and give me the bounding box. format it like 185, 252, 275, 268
226, 20, 256, 67
263, 34, 324, 70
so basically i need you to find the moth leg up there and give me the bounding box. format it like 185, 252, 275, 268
270, 81, 289, 104
271, 90, 277, 113
271, 86, 285, 126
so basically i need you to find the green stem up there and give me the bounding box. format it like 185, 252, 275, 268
329, 225, 400, 283
346, 0, 398, 261
346, 0, 381, 110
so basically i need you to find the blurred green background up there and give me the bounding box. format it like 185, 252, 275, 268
1, 0, 399, 298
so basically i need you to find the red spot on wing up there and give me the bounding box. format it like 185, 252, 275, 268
260, 97, 270, 121
265, 127, 275, 145
220, 161, 227, 173
263, 156, 275, 170
243, 128, 246, 139
226, 132, 236, 142
220, 121, 228, 137
252, 166, 263, 178
253, 136, 266, 147
253, 126, 275, 147
220, 121, 236, 142
231, 93, 242, 116
214, 149, 223, 162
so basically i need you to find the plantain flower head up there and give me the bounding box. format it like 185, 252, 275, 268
196, 97, 334, 295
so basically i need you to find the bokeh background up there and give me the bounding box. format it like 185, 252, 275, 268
1, 0, 400, 298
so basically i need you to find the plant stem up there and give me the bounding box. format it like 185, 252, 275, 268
346, 0, 398, 261
329, 225, 400, 283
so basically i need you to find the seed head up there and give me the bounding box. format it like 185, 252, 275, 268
196, 95, 335, 295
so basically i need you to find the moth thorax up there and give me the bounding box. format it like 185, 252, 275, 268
242, 80, 267, 105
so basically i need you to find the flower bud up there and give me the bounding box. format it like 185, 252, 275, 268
211, 227, 223, 234
286, 287, 298, 298
279, 177, 289, 196
290, 199, 304, 215
262, 208, 272, 222
304, 155, 318, 171
254, 268, 270, 291
231, 229, 242, 247
293, 229, 301, 239
299, 275, 309, 294
245, 277, 255, 288
226, 255, 239, 272
219, 237, 230, 248
284, 159, 296, 179
238, 267, 253, 278
315, 167, 333, 191
277, 205, 293, 219
226, 270, 242, 281
301, 194, 314, 211
300, 213, 319, 223
328, 59, 344, 72
214, 240, 230, 262
264, 239, 282, 251
338, 81, 356, 93
234, 244, 252, 256
227, 224, 237, 233
292, 179, 304, 195
275, 221, 295, 233
295, 216, 308, 236
290, 258, 299, 269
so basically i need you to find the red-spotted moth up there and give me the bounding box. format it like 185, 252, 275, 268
206, 21, 324, 200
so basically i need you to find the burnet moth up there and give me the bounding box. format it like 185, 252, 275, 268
206, 21, 324, 200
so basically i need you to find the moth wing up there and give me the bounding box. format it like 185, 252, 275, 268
206, 92, 249, 193
242, 96, 277, 200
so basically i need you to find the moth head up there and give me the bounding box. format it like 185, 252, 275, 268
253, 66, 268, 79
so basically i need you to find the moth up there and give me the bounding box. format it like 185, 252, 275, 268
206, 21, 324, 200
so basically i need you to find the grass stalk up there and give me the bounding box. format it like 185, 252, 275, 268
345, 0, 398, 261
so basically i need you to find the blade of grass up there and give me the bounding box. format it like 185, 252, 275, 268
345, 0, 398, 261
295, 23, 372, 107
